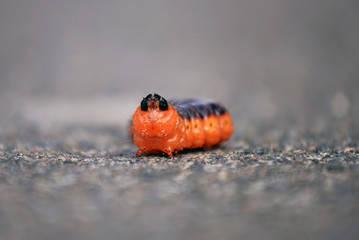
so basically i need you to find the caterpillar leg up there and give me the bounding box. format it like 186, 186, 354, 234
164, 147, 174, 158
136, 149, 144, 156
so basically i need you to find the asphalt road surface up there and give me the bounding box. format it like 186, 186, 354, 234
0, 119, 358, 240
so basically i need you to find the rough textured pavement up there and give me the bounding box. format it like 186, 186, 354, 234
1, 120, 358, 240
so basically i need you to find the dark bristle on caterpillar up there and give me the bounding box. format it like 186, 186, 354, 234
130, 93, 234, 158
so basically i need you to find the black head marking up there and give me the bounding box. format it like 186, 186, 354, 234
140, 93, 169, 111
153, 93, 161, 100
145, 94, 152, 100
141, 93, 152, 110
153, 93, 168, 111
159, 97, 168, 111
141, 98, 148, 111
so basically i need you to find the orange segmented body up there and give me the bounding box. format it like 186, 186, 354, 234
130, 93, 234, 157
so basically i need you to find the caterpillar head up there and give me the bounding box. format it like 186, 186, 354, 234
132, 93, 178, 138
140, 93, 168, 111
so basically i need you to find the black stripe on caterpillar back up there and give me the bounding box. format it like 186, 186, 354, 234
168, 99, 227, 119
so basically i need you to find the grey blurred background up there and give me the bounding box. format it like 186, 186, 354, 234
0, 0, 358, 137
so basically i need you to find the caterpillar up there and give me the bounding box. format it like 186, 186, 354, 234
130, 93, 234, 157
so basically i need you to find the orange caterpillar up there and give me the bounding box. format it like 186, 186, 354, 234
130, 93, 234, 157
